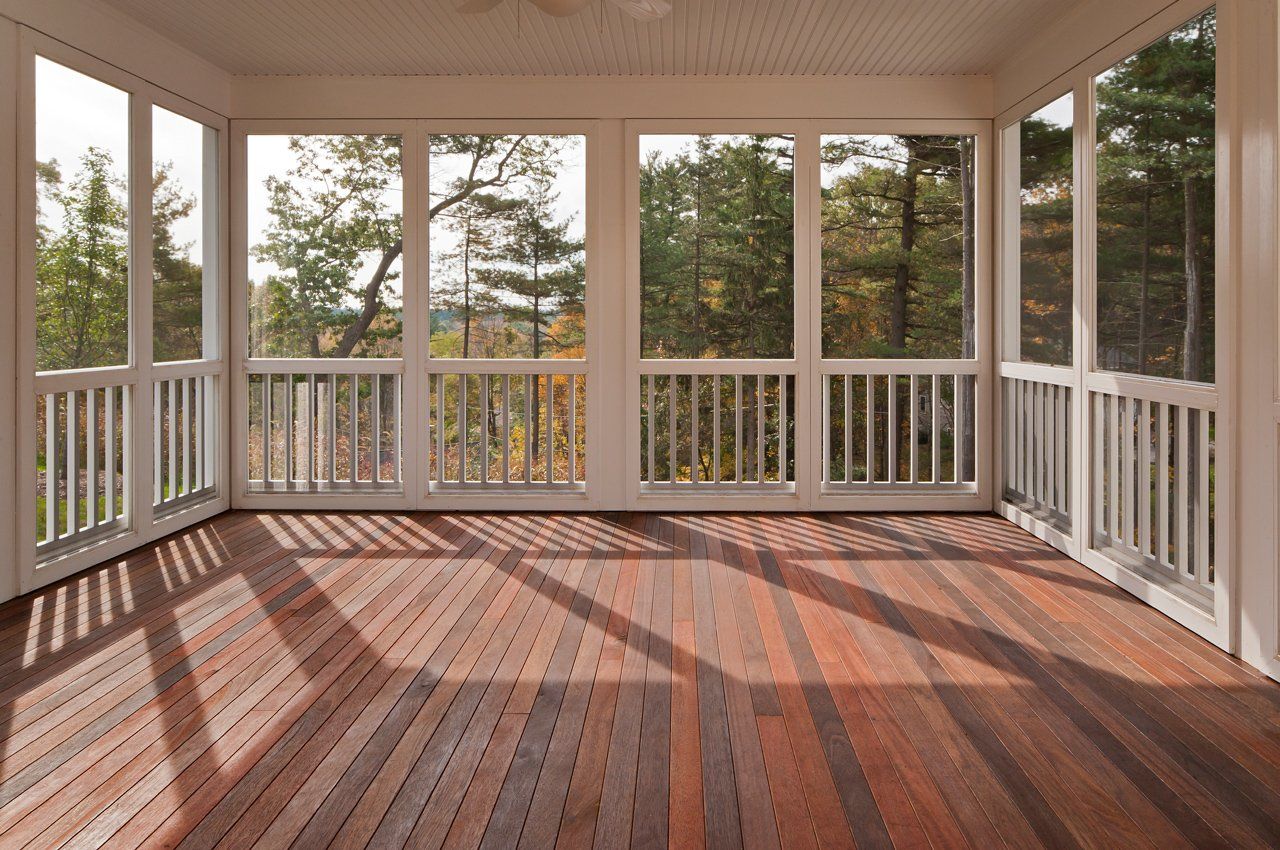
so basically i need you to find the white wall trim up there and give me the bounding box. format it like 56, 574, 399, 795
230, 74, 994, 122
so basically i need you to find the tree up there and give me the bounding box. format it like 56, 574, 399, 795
36, 147, 129, 372
480, 171, 584, 449
1096, 9, 1215, 382
152, 163, 206, 362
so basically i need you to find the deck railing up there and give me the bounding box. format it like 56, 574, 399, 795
246, 359, 402, 492
35, 370, 131, 557
428, 361, 586, 491
820, 361, 977, 491
1002, 367, 1072, 529
1089, 374, 1216, 604
153, 362, 219, 515
639, 362, 794, 490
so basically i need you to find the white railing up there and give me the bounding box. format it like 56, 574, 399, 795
640, 362, 794, 491
1002, 367, 1072, 529
35, 370, 131, 557
153, 362, 219, 515
247, 359, 402, 492
428, 360, 586, 492
821, 361, 977, 491
1089, 374, 1216, 605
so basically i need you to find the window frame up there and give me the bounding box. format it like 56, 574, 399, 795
17, 28, 230, 592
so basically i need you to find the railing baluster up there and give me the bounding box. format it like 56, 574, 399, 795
568, 374, 577, 485
67, 390, 78, 536
1139, 399, 1151, 557
545, 373, 555, 485
394, 373, 402, 484
1157, 401, 1170, 567
349, 374, 359, 484
458, 373, 467, 484
502, 375, 511, 486
479, 374, 489, 484
156, 381, 165, 495
1092, 394, 1104, 539
909, 375, 918, 484
105, 388, 116, 523
756, 374, 765, 484
822, 374, 831, 485
932, 375, 942, 486
669, 375, 677, 484
955, 375, 966, 484
735, 375, 743, 483
713, 376, 721, 484
1122, 395, 1135, 549
283, 375, 294, 487
307, 374, 316, 485
195, 376, 205, 492
86, 388, 97, 528
326, 374, 336, 483
645, 374, 655, 484
691, 375, 699, 485
1196, 409, 1211, 585
436, 373, 446, 485
887, 375, 897, 484
1176, 405, 1189, 576
46, 394, 58, 543
1058, 386, 1069, 510
1040, 382, 1050, 506
373, 374, 383, 485
843, 374, 852, 485
866, 374, 875, 483
1108, 394, 1120, 541
262, 374, 272, 484
779, 374, 787, 484
524, 374, 533, 483
184, 378, 193, 499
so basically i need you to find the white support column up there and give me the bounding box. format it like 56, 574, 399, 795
590, 118, 624, 509
130, 89, 156, 538
1231, 0, 1279, 681
0, 19, 18, 603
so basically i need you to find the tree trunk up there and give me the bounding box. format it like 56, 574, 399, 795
332, 238, 403, 358
1183, 176, 1203, 382
890, 138, 921, 352
462, 217, 472, 359
1138, 178, 1152, 374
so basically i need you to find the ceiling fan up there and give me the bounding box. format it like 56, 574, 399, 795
457, 0, 671, 21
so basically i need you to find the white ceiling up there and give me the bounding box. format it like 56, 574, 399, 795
95, 0, 1078, 77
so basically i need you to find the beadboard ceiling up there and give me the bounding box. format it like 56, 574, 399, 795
95, 0, 1077, 77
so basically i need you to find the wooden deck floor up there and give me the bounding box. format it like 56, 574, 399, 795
1, 512, 1279, 849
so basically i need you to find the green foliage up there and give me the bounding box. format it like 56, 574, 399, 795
36, 147, 129, 371
1019, 108, 1074, 366
639, 135, 794, 359
819, 135, 975, 360
249, 134, 404, 358
1096, 9, 1215, 382
153, 163, 206, 362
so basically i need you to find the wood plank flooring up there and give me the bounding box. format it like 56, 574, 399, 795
1, 511, 1279, 849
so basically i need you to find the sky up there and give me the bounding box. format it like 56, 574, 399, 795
36, 56, 208, 265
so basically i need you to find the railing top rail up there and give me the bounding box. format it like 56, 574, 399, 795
152, 359, 223, 380
818, 358, 981, 376
245, 358, 404, 375
999, 361, 1074, 385
34, 366, 137, 395
638, 359, 797, 375
426, 358, 588, 375
1086, 371, 1217, 411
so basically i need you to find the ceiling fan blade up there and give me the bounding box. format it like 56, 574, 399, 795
606, 0, 671, 20
457, 0, 504, 13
